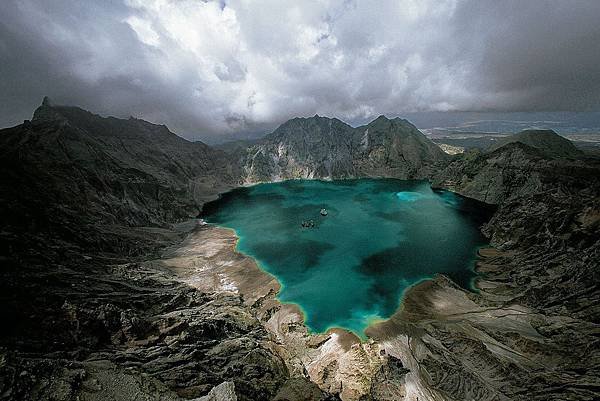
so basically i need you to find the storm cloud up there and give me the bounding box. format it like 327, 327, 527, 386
1, 0, 600, 140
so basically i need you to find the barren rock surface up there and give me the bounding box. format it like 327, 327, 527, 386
1, 101, 598, 400
237, 115, 447, 183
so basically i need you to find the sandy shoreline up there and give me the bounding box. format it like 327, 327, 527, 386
195, 178, 492, 343
194, 219, 494, 339
155, 217, 512, 400
157, 221, 383, 400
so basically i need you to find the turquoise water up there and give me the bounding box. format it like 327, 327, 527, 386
201, 179, 490, 337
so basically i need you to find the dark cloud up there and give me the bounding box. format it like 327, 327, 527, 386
1, 0, 600, 141
453, 0, 600, 111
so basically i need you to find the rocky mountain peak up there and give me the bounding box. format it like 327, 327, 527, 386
29, 100, 191, 145
32, 96, 67, 123
41, 95, 53, 106
366, 115, 417, 131
372, 115, 390, 123
241, 113, 448, 182
270, 115, 352, 137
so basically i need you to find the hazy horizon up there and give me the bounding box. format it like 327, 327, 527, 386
3, 1, 600, 142
11, 96, 600, 145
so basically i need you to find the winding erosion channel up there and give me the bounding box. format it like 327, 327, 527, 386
153, 181, 530, 401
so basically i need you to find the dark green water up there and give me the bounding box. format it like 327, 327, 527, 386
201, 179, 490, 337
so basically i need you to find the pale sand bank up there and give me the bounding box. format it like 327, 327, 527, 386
158, 222, 383, 400
157, 222, 529, 401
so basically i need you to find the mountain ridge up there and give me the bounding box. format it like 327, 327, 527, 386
1, 99, 599, 401
241, 113, 448, 183
487, 128, 581, 158
0, 99, 238, 254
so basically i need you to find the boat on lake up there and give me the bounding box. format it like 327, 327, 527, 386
301, 220, 315, 228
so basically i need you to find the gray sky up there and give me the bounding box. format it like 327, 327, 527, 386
2, 0, 600, 141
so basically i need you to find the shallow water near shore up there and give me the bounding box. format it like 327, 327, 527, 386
201, 179, 491, 337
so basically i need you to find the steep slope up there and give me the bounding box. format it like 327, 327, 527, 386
432, 137, 595, 205
352, 115, 448, 177
0, 97, 238, 254
488, 129, 581, 158
241, 115, 447, 182
243, 115, 356, 181
413, 137, 600, 400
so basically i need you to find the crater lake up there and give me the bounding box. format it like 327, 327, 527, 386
201, 179, 491, 337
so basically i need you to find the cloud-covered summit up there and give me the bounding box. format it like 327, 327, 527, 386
2, 0, 600, 141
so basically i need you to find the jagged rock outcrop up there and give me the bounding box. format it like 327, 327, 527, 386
240, 115, 447, 182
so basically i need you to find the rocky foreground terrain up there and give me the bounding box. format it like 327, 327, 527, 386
0, 99, 598, 400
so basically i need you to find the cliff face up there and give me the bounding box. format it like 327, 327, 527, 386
0, 100, 238, 254
241, 115, 447, 182
242, 116, 356, 181
351, 115, 448, 178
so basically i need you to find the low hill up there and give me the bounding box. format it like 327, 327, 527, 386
488, 129, 581, 158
